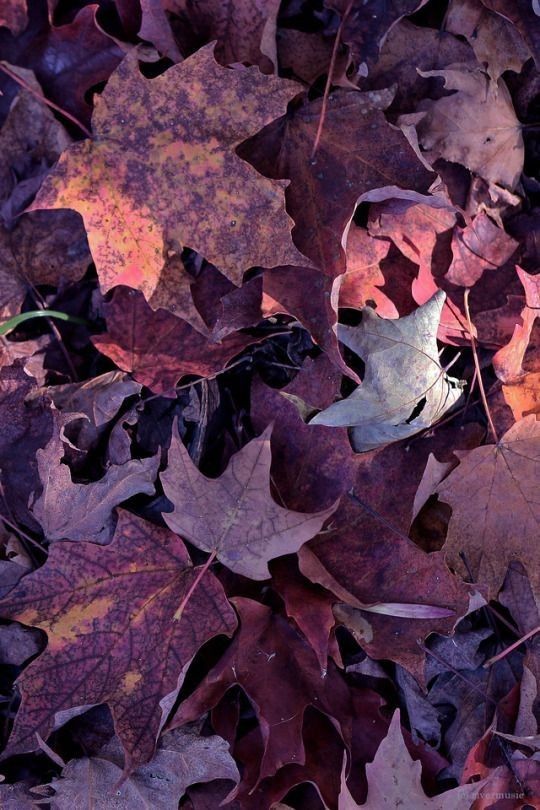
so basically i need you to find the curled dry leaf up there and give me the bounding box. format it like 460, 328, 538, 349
493, 266, 540, 384
0, 510, 237, 774
33, 44, 305, 300
310, 292, 464, 452
161, 422, 337, 579
405, 66, 524, 190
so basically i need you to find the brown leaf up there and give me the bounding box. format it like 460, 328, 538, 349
446, 211, 519, 288
446, 0, 531, 81
31, 428, 159, 543
33, 45, 305, 300
435, 415, 540, 599
160, 422, 337, 579
240, 87, 434, 277
406, 66, 524, 190
493, 267, 540, 383
310, 292, 464, 452
42, 726, 239, 809
92, 287, 259, 395
169, 597, 352, 786
479, 0, 540, 69
0, 1, 27, 36
343, 709, 487, 808
0, 510, 237, 772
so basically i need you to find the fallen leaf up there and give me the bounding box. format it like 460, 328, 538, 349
493, 266, 540, 383
0, 510, 237, 773
160, 422, 337, 579
310, 292, 464, 452
169, 597, 352, 786
446, 211, 519, 287
42, 726, 239, 809
33, 44, 305, 300
31, 428, 159, 543
240, 87, 434, 277
92, 287, 259, 395
446, 0, 531, 81
0, 1, 27, 36
434, 415, 540, 599
341, 709, 487, 808
478, 0, 540, 68
406, 66, 524, 190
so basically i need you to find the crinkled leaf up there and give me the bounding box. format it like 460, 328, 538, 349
310, 292, 464, 452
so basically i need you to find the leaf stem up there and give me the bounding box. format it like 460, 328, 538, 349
173, 548, 218, 621
310, 0, 354, 159
0, 61, 92, 138
484, 624, 540, 668
463, 289, 499, 444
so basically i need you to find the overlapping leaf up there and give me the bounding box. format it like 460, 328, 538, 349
0, 510, 237, 772
33, 44, 305, 301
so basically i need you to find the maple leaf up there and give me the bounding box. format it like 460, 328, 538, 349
338, 710, 487, 808
160, 422, 337, 579
310, 292, 464, 452
0, 363, 54, 530
405, 66, 524, 190
169, 597, 353, 785
240, 87, 434, 277
338, 225, 397, 318
0, 510, 237, 772
33, 44, 305, 300
31, 429, 160, 543
40, 727, 239, 808
478, 0, 540, 69
329, 0, 428, 74
433, 415, 540, 600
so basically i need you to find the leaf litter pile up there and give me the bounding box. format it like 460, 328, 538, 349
0, 1, 539, 808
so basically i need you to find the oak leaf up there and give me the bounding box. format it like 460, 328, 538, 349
0, 510, 237, 773
169, 597, 352, 786
433, 415, 540, 599
33, 44, 305, 300
160, 422, 337, 579
310, 292, 464, 452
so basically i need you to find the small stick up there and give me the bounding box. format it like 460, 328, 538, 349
311, 0, 354, 159
173, 549, 218, 621
0, 61, 92, 138
484, 624, 540, 667
463, 289, 499, 443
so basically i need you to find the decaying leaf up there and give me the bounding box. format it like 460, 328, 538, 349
310, 292, 464, 451
33, 44, 305, 300
0, 510, 237, 773
161, 422, 337, 579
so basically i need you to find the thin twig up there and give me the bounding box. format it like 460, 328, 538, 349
311, 0, 354, 159
463, 289, 499, 443
484, 624, 540, 668
0, 61, 92, 138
